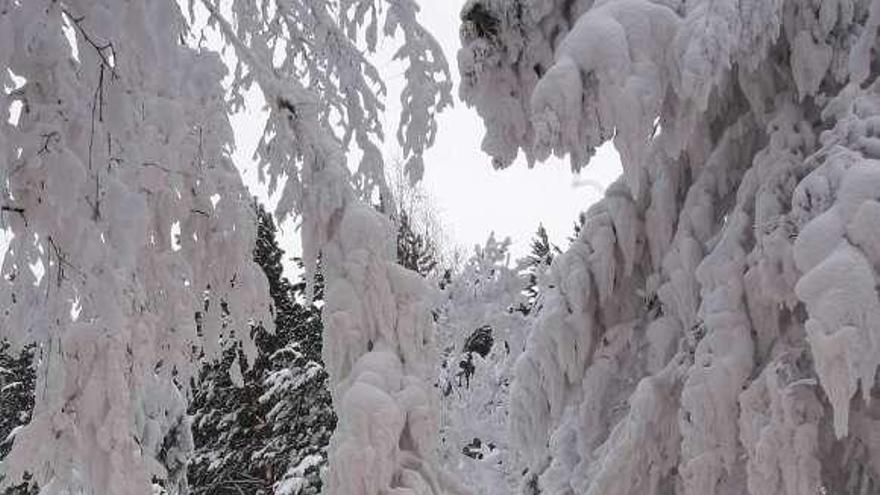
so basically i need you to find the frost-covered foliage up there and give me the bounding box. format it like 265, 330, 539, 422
0, 1, 271, 493
460, 0, 880, 493
194, 0, 452, 279
188, 206, 334, 495
193, 1, 459, 493
436, 235, 534, 495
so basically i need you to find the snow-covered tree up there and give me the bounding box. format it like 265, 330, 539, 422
188, 205, 334, 495
518, 224, 558, 315
192, 1, 462, 493
396, 209, 440, 277
436, 234, 530, 495
386, 157, 457, 277
1, 0, 456, 491
459, 0, 880, 494
0, 2, 270, 493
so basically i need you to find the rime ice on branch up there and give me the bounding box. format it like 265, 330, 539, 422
459, 0, 880, 493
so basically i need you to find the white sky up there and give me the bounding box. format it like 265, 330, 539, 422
413, 1, 621, 258
233, 0, 622, 262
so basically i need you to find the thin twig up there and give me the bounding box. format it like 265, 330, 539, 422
38, 132, 58, 155
47, 236, 84, 289
1, 205, 27, 227
61, 8, 119, 79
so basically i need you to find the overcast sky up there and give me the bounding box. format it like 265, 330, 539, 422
412, 1, 621, 258
230, 0, 623, 263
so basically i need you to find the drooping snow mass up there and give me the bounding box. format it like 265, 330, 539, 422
1, 0, 453, 493
460, 0, 880, 493
0, 2, 271, 493
195, 1, 459, 493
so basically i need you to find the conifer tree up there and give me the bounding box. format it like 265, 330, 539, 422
396, 210, 439, 277
518, 224, 558, 315
188, 205, 334, 495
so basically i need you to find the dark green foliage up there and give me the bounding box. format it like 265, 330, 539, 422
188, 205, 335, 495
396, 210, 438, 277
518, 224, 558, 315
462, 2, 500, 39
0, 341, 38, 495
457, 325, 494, 389
461, 437, 496, 460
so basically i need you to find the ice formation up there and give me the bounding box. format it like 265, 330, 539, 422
459, 0, 880, 493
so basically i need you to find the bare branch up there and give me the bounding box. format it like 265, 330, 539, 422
61, 9, 119, 79
38, 132, 58, 155
1, 205, 27, 227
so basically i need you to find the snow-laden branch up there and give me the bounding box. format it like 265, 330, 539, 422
0, 1, 270, 492
459, 0, 880, 493
198, 1, 462, 493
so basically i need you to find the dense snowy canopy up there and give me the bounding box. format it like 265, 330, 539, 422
458, 0, 880, 493
3, 0, 880, 494
0, 2, 270, 493
1, 0, 453, 494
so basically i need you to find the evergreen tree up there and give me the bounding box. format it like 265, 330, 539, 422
0, 342, 36, 495
396, 209, 439, 278
188, 206, 334, 495
518, 224, 558, 315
